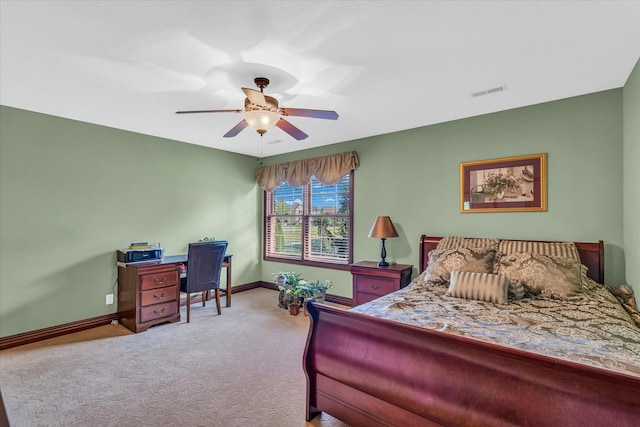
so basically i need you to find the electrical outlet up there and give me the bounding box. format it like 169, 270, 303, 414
106, 293, 114, 305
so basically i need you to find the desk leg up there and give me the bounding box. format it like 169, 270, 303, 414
226, 258, 232, 307
204, 261, 231, 308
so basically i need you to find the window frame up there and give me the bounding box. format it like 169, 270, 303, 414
263, 170, 354, 271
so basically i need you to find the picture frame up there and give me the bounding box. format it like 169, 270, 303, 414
460, 153, 547, 213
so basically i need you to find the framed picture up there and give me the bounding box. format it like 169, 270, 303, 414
460, 153, 547, 213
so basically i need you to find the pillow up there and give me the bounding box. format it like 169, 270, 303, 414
446, 271, 509, 304
508, 280, 525, 300
496, 240, 581, 262
606, 284, 640, 328
436, 236, 500, 251
423, 247, 497, 285
496, 252, 582, 298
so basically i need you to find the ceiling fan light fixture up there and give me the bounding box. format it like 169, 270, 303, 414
177, 77, 337, 140
244, 109, 281, 135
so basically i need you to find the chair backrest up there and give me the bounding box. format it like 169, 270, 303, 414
185, 241, 228, 293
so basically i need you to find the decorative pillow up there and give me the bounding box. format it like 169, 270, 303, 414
423, 247, 497, 285
496, 240, 581, 262
446, 271, 509, 304
508, 280, 525, 300
606, 284, 640, 328
436, 236, 500, 251
496, 252, 582, 298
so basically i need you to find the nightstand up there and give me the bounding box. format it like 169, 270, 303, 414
350, 261, 413, 306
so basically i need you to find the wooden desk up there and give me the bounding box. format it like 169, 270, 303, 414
117, 254, 232, 333
164, 254, 233, 308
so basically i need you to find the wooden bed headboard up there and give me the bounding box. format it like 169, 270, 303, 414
419, 235, 605, 284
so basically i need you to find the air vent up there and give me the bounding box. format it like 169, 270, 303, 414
471, 85, 507, 98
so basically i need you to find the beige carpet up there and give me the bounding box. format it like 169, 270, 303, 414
0, 288, 349, 427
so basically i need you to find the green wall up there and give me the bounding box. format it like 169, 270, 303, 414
623, 59, 640, 297
0, 107, 261, 337
0, 84, 635, 338
261, 89, 626, 299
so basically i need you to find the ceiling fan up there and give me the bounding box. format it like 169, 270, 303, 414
176, 77, 339, 140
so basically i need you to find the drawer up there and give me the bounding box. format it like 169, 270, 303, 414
140, 286, 178, 307
139, 301, 178, 323
356, 277, 395, 296
140, 270, 179, 291
356, 292, 383, 306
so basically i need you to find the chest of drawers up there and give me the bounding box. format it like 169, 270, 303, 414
117, 262, 181, 333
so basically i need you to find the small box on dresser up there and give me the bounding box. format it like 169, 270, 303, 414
117, 262, 181, 333
350, 261, 413, 306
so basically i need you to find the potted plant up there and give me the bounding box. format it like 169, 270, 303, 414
274, 271, 306, 309
273, 272, 331, 314
302, 280, 333, 303
288, 286, 305, 315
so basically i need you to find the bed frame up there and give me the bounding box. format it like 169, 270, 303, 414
303, 235, 640, 426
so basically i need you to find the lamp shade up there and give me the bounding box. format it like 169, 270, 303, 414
368, 216, 399, 239
244, 109, 281, 135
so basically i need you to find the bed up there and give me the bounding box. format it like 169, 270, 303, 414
303, 235, 640, 426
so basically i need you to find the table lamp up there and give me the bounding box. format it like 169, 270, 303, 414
368, 216, 399, 267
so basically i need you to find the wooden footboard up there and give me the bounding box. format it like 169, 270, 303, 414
303, 300, 640, 427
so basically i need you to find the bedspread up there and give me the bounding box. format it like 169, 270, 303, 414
351, 274, 640, 376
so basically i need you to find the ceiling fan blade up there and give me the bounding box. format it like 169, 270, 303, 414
281, 108, 339, 120
223, 120, 249, 138
176, 109, 241, 114
242, 87, 267, 106
276, 118, 309, 140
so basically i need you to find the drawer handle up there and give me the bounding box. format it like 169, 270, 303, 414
371, 284, 380, 290
153, 308, 166, 316
154, 277, 167, 284
153, 292, 166, 300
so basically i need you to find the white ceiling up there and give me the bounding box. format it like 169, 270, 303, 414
1, 1, 639, 158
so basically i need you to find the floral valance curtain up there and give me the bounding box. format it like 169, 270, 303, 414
256, 151, 359, 192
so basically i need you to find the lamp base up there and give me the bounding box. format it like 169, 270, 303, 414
378, 238, 389, 267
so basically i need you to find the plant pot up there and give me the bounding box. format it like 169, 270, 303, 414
278, 290, 287, 309
289, 304, 299, 315
311, 290, 326, 303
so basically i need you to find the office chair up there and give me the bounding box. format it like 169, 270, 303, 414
180, 240, 228, 323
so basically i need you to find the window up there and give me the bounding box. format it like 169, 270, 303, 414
264, 171, 353, 269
